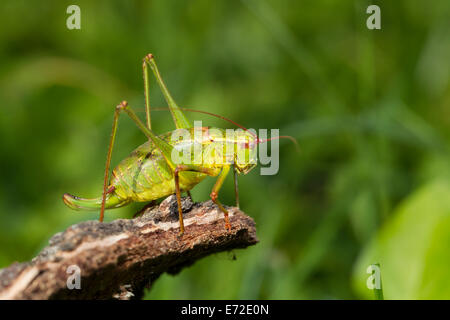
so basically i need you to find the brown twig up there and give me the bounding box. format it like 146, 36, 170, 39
0, 195, 258, 300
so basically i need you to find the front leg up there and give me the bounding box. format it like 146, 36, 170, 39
174, 164, 234, 233
210, 165, 231, 231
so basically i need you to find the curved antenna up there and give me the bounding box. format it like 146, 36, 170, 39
258, 135, 300, 153
147, 107, 299, 151
150, 107, 257, 137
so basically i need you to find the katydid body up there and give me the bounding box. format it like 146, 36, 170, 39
63, 127, 255, 211
63, 54, 258, 236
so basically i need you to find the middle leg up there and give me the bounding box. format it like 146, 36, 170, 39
174, 164, 219, 236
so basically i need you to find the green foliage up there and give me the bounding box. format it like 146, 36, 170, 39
0, 0, 449, 299
353, 180, 450, 299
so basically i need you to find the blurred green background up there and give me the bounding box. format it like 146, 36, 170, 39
0, 0, 449, 299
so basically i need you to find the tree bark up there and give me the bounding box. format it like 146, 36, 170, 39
0, 195, 258, 300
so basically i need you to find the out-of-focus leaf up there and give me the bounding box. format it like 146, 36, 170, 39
353, 180, 450, 299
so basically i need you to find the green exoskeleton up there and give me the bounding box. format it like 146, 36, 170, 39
63, 54, 286, 236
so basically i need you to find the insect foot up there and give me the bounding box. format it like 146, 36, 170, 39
225, 221, 232, 233
210, 192, 232, 232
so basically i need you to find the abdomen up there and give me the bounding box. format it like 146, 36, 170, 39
110, 141, 207, 203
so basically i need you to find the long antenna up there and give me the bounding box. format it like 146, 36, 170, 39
149, 107, 299, 151
150, 107, 254, 135
258, 135, 300, 152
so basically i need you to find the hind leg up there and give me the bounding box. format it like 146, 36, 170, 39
100, 100, 176, 222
